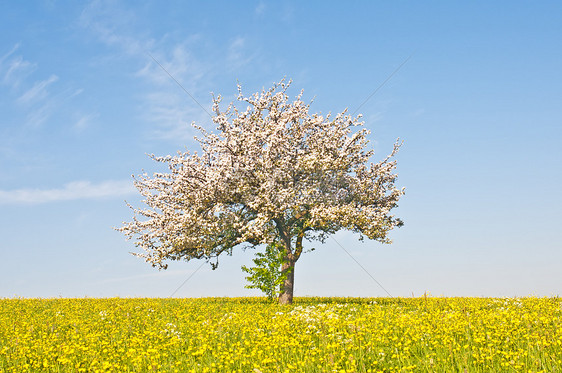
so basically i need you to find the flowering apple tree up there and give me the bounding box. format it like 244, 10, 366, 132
118, 80, 404, 304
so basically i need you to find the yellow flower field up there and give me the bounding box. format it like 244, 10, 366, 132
1, 297, 561, 372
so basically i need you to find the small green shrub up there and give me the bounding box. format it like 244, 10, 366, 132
241, 242, 289, 301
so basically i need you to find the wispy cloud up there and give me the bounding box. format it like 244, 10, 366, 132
366, 112, 384, 124
255, 1, 266, 16
79, 1, 215, 141
79, 0, 153, 56
0, 44, 37, 88
0, 180, 136, 205
68, 88, 84, 99
227, 36, 254, 70
281, 4, 295, 23
1, 44, 89, 130
137, 45, 206, 87
23, 101, 57, 128
12, 72, 62, 128
73, 113, 98, 131
17, 74, 59, 105
136, 45, 211, 140
0, 43, 20, 62
141, 90, 208, 141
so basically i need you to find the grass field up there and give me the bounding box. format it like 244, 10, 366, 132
1, 297, 561, 372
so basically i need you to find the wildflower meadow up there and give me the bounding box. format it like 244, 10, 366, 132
1, 297, 561, 372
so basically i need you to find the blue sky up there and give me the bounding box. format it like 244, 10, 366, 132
1, 1, 561, 298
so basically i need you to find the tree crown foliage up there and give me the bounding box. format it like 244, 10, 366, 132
118, 80, 404, 270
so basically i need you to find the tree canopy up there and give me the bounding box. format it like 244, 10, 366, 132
119, 80, 404, 304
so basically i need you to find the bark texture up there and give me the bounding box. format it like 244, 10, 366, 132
277, 227, 303, 305
278, 259, 295, 305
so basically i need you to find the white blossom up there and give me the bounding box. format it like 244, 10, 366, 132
118, 79, 404, 297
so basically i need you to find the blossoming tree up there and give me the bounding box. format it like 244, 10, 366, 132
119, 80, 404, 304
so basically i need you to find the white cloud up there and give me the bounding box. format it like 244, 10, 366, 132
137, 45, 206, 87
0, 44, 37, 88
255, 1, 266, 16
68, 88, 84, 99
281, 4, 295, 23
0, 180, 136, 205
143, 89, 213, 142
3, 57, 35, 86
79, 0, 152, 56
73, 113, 98, 131
0, 43, 20, 62
228, 37, 245, 58
136, 47, 212, 141
23, 101, 56, 128
366, 111, 384, 124
0, 45, 66, 128
80, 1, 213, 140
227, 36, 255, 70
17, 74, 59, 105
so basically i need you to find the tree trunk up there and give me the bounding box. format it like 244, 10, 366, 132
278, 258, 295, 305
